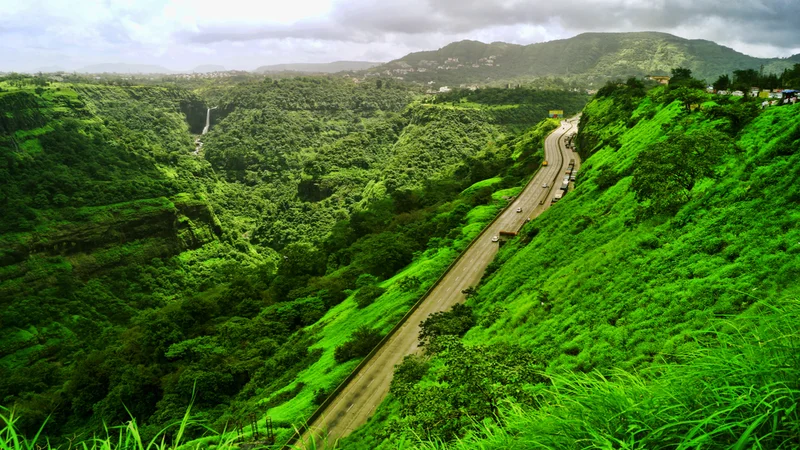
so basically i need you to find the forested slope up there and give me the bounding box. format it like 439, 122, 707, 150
341, 80, 800, 448
0, 74, 587, 445
383, 32, 800, 86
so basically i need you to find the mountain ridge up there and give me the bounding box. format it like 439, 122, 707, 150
372, 31, 798, 85
253, 60, 381, 74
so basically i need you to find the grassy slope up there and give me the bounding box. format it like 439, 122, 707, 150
339, 87, 800, 448
467, 95, 800, 373
425, 93, 800, 447
2, 75, 579, 444
256, 119, 561, 443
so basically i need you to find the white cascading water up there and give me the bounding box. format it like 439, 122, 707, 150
195, 107, 215, 154
202, 107, 212, 134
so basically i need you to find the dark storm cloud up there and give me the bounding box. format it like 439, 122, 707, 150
182, 0, 800, 53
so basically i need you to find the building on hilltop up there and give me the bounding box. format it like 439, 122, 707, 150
647, 75, 671, 85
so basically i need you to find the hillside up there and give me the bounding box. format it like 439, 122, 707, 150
253, 61, 381, 74
375, 31, 798, 86
0, 74, 588, 444
341, 76, 800, 449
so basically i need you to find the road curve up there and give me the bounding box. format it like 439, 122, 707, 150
297, 118, 581, 449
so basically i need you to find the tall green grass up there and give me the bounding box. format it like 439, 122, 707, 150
0, 403, 239, 450
410, 300, 800, 449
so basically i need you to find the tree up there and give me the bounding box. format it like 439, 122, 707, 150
713, 74, 731, 92
418, 303, 475, 351
671, 67, 693, 83
278, 242, 326, 278
355, 284, 386, 308
669, 67, 705, 90
334, 326, 383, 363
781, 63, 800, 88
350, 232, 416, 279
631, 130, 733, 216
732, 69, 760, 91
395, 339, 544, 441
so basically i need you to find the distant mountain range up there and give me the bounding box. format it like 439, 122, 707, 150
77, 63, 176, 74
29, 32, 800, 83
192, 64, 226, 73
253, 61, 381, 74
373, 32, 800, 85
66, 61, 379, 75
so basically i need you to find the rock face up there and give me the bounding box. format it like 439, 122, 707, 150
179, 98, 209, 134
0, 92, 50, 134
0, 195, 222, 280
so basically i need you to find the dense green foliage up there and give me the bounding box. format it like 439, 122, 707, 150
342, 76, 800, 449
7, 58, 798, 450
410, 301, 800, 449
377, 32, 800, 87
1, 74, 583, 446
713, 64, 800, 91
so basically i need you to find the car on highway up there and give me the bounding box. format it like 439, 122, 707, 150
491, 235, 499, 242
516, 207, 522, 213
542, 183, 548, 188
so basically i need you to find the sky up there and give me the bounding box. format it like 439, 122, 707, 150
1, 0, 798, 72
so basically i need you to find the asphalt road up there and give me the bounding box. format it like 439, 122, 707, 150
298, 118, 581, 449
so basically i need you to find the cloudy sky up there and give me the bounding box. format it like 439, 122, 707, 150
1, 0, 798, 72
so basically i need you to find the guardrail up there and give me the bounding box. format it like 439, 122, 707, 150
283, 124, 565, 449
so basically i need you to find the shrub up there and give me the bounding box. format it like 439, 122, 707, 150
333, 326, 383, 363
355, 285, 386, 309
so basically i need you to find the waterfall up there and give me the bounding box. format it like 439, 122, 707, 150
202, 108, 212, 135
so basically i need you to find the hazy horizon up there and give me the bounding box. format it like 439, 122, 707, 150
2, 0, 799, 73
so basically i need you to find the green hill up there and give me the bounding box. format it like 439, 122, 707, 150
377, 31, 798, 86
0, 74, 587, 444
7, 66, 799, 450
341, 77, 800, 449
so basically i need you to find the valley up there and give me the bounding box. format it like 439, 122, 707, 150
297, 117, 581, 449
2, 31, 800, 450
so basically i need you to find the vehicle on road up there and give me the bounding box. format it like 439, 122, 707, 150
499, 230, 518, 237
491, 235, 499, 242
542, 183, 548, 188
526, 217, 531, 222
542, 160, 548, 166
516, 207, 522, 213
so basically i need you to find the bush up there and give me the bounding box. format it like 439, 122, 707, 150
355, 285, 386, 309
333, 326, 383, 363
418, 303, 475, 351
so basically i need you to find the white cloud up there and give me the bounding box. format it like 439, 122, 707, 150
0, 0, 797, 72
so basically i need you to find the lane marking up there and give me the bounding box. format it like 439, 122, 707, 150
303, 124, 577, 445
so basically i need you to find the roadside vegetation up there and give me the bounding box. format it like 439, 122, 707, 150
7, 63, 797, 448
0, 73, 582, 446
341, 69, 800, 448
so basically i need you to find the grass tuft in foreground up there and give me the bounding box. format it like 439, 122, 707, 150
0, 402, 238, 450
410, 300, 800, 450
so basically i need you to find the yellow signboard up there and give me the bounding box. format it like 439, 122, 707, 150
549, 110, 564, 118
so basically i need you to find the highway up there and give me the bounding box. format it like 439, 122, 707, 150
296, 117, 581, 449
